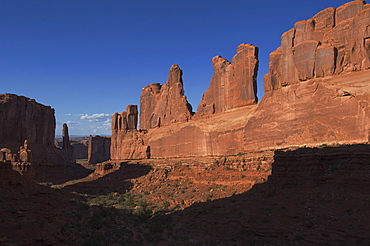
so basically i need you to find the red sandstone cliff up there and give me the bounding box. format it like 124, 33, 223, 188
264, 0, 370, 91
196, 43, 258, 117
0, 94, 55, 147
140, 64, 193, 129
0, 94, 74, 165
111, 105, 149, 160
111, 1, 370, 159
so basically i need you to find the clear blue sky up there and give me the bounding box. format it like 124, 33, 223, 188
0, 0, 351, 136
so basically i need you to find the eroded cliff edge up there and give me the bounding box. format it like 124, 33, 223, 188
111, 0, 370, 159
0, 94, 75, 165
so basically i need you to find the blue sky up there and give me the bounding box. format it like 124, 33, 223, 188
0, 0, 351, 136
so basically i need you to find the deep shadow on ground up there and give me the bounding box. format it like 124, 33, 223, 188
0, 144, 369, 245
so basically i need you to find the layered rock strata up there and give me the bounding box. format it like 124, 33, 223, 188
111, 105, 149, 159
196, 43, 259, 117
111, 1, 370, 159
140, 65, 193, 129
0, 94, 74, 165
0, 94, 55, 147
264, 0, 370, 91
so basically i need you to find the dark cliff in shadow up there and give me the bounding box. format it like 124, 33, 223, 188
167, 144, 370, 245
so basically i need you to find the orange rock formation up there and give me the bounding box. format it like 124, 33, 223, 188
196, 43, 258, 117
140, 64, 193, 129
111, 0, 370, 160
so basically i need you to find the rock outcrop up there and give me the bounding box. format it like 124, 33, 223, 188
140, 65, 193, 129
196, 44, 258, 117
110, 1, 370, 159
264, 0, 370, 91
87, 135, 111, 164
0, 94, 55, 147
0, 94, 75, 165
111, 105, 150, 160
62, 123, 71, 149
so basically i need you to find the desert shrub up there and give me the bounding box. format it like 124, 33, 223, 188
82, 232, 107, 246
162, 201, 170, 210
135, 199, 153, 218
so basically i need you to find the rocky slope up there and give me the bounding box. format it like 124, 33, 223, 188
1, 144, 369, 245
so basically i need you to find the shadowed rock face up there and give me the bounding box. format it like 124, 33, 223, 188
87, 135, 111, 164
0, 94, 55, 147
62, 123, 71, 149
140, 64, 193, 130
0, 94, 75, 165
196, 43, 259, 117
264, 0, 370, 92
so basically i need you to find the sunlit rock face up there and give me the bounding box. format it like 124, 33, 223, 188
111, 1, 370, 159
140, 64, 193, 130
264, 0, 370, 92
111, 105, 149, 160
195, 43, 259, 117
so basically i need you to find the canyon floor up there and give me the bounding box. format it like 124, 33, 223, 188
1, 144, 369, 245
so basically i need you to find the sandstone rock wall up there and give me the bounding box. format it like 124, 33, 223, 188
140, 65, 193, 129
196, 44, 258, 117
111, 1, 370, 159
72, 142, 88, 159
0, 94, 75, 165
145, 106, 255, 158
243, 70, 370, 152
267, 144, 370, 194
111, 105, 149, 160
87, 135, 111, 164
0, 94, 55, 147
264, 0, 370, 92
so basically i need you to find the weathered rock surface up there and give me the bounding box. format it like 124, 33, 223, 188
71, 141, 88, 159
0, 94, 74, 165
140, 65, 193, 129
62, 123, 71, 149
111, 105, 149, 160
196, 44, 258, 117
110, 1, 370, 159
87, 135, 111, 164
264, 0, 370, 92
0, 94, 55, 147
55, 137, 89, 159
